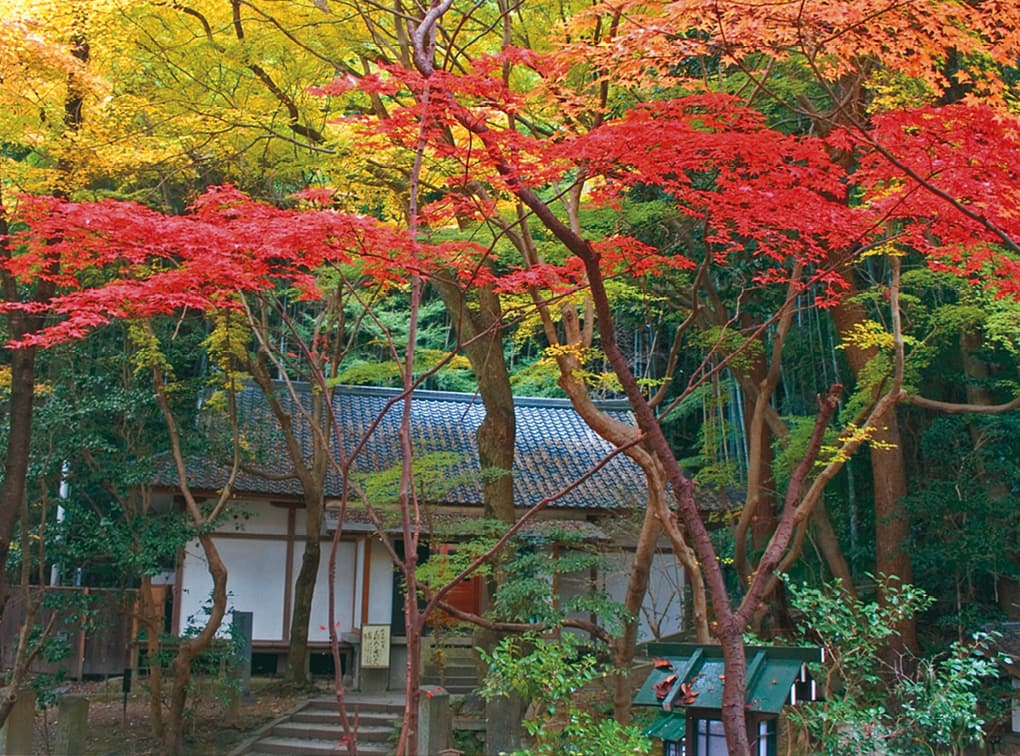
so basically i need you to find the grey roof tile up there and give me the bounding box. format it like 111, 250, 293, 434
159, 383, 647, 510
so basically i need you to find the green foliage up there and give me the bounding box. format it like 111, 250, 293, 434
693, 327, 764, 374
904, 413, 1020, 636
674, 377, 742, 489
899, 634, 1004, 753
54, 505, 196, 579
479, 633, 650, 755
789, 575, 932, 701
358, 451, 474, 507
489, 536, 627, 633
771, 414, 839, 488
786, 576, 1004, 754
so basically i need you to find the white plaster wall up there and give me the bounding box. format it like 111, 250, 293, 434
603, 551, 684, 643
178, 538, 288, 641
217, 500, 291, 535
559, 568, 596, 625
299, 540, 358, 640
368, 539, 394, 625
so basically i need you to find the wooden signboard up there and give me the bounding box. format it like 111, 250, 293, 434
360, 624, 391, 669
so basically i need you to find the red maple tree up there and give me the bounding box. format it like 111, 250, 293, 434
5, 12, 1020, 751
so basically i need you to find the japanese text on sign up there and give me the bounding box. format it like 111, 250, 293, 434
360, 624, 390, 669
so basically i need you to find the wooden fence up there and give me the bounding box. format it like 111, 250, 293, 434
0, 586, 138, 679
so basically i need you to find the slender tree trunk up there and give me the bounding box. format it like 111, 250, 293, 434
744, 359, 778, 551
739, 364, 792, 637
162, 534, 228, 756
139, 576, 166, 739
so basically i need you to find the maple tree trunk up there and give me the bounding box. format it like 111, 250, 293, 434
743, 355, 779, 552
434, 280, 523, 744
869, 417, 915, 652
162, 534, 228, 756
244, 352, 333, 687
577, 261, 753, 753
737, 359, 793, 637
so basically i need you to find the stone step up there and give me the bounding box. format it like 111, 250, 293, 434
308, 694, 405, 705
426, 684, 474, 694
249, 736, 391, 755
420, 657, 475, 669
272, 721, 395, 743
297, 701, 401, 718
422, 648, 478, 662
291, 709, 399, 727
422, 674, 476, 685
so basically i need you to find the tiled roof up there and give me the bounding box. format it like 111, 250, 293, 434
160, 383, 648, 510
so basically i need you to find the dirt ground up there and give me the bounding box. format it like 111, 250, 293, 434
28, 676, 320, 755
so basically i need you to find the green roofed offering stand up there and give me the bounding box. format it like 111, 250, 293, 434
635, 644, 823, 756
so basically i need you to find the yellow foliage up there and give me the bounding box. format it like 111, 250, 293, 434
838, 320, 895, 352
821, 423, 897, 466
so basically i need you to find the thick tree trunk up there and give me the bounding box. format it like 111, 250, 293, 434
286, 500, 322, 685
959, 330, 1020, 618
810, 502, 856, 591
433, 280, 522, 749
433, 283, 516, 523
0, 343, 39, 611
831, 291, 916, 654
610, 498, 660, 723
245, 356, 331, 687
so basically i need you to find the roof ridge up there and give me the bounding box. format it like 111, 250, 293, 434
264, 380, 634, 411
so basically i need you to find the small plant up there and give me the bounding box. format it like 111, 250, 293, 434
479, 632, 650, 755
898, 633, 1004, 754
786, 575, 1006, 754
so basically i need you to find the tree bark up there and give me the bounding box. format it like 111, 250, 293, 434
433, 281, 516, 525
162, 534, 228, 756
610, 497, 659, 723
959, 329, 1020, 618
139, 576, 166, 740
434, 270, 520, 749
831, 289, 916, 654
0, 342, 41, 612
243, 347, 332, 687
810, 502, 856, 591
286, 504, 322, 684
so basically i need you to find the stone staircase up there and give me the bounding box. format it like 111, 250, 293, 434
233, 693, 404, 755
421, 635, 480, 695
